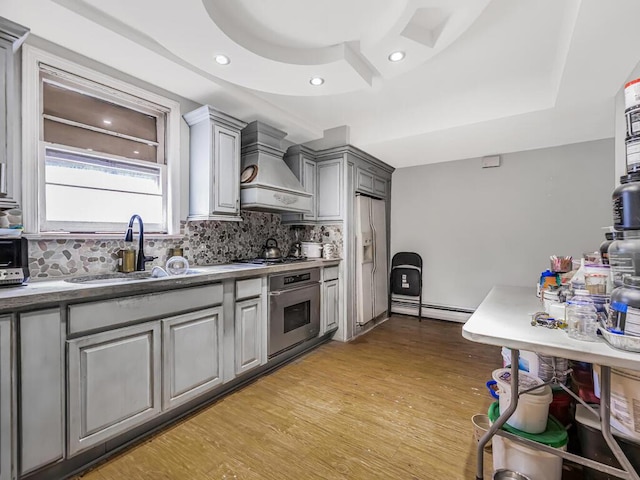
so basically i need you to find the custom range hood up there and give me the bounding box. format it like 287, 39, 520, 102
240, 121, 312, 213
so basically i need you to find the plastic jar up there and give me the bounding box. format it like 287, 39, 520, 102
613, 173, 640, 230
608, 230, 640, 286
600, 231, 624, 265
608, 275, 640, 337
566, 291, 598, 342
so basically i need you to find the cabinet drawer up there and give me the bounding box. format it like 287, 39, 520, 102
69, 284, 223, 335
323, 266, 339, 281
235, 277, 262, 300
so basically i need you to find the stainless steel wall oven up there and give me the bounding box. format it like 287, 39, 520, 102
268, 268, 320, 357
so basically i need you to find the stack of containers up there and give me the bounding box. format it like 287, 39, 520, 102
489, 369, 567, 480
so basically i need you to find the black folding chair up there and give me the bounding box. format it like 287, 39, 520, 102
388, 252, 423, 321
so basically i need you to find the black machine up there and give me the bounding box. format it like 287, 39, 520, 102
0, 237, 29, 286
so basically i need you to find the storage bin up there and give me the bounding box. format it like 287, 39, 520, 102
593, 365, 640, 441
489, 402, 567, 480
575, 403, 640, 480
492, 368, 553, 434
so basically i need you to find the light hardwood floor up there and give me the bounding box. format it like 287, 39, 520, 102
75, 316, 500, 480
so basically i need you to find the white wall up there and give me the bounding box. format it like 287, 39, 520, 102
390, 139, 614, 311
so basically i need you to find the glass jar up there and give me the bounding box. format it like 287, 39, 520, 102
566, 291, 598, 342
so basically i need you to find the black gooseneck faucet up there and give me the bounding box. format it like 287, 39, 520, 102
124, 214, 157, 271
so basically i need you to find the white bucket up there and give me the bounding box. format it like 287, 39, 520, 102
593, 365, 640, 441
492, 435, 565, 480
493, 368, 552, 434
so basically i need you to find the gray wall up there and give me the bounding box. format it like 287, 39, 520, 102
390, 139, 615, 310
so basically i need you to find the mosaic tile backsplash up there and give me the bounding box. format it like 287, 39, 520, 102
27, 211, 343, 280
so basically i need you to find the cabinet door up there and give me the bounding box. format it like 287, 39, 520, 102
235, 298, 262, 375
0, 316, 13, 480
373, 176, 387, 197
67, 322, 161, 456
20, 309, 64, 475
302, 158, 317, 220
0, 24, 26, 207
162, 307, 224, 410
213, 124, 240, 215
323, 279, 339, 333
317, 159, 343, 221
356, 167, 374, 194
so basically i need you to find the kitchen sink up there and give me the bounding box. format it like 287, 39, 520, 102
64, 269, 205, 285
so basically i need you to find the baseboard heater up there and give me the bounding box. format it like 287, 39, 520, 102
391, 297, 474, 323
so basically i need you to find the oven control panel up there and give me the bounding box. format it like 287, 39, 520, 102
284, 272, 311, 285
269, 268, 320, 292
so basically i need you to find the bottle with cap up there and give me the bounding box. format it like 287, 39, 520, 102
613, 173, 640, 230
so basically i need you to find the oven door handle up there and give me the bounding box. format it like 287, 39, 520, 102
269, 283, 319, 296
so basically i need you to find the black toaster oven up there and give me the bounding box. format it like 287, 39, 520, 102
0, 238, 29, 286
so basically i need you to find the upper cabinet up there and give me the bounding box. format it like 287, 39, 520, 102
356, 165, 388, 198
0, 18, 29, 209
184, 106, 247, 222
283, 144, 394, 225
282, 147, 345, 224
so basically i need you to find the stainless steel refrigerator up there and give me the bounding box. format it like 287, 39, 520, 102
355, 194, 388, 325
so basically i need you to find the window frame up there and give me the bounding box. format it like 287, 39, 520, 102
22, 45, 181, 235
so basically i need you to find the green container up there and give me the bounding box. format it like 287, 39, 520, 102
488, 401, 568, 448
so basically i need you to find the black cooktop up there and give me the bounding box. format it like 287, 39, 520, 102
233, 257, 309, 265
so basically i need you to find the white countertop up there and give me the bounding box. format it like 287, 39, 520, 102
462, 285, 640, 370
0, 259, 340, 313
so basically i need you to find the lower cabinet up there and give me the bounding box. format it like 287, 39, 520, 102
162, 307, 224, 410
323, 279, 339, 333
20, 309, 64, 475
0, 316, 13, 480
67, 322, 161, 456
234, 298, 262, 375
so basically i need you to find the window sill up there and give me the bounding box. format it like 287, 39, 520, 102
23, 233, 184, 241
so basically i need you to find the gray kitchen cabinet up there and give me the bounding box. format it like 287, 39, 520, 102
0, 18, 28, 209
162, 307, 224, 410
356, 166, 387, 199
0, 316, 14, 480
67, 322, 161, 456
184, 105, 247, 222
323, 278, 340, 334
283, 146, 317, 223
19, 309, 64, 475
317, 158, 343, 221
234, 297, 262, 375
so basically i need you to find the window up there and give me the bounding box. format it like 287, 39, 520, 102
22, 46, 181, 235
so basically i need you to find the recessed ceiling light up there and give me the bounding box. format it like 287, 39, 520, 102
103, 119, 112, 125
310, 77, 324, 86
388, 51, 405, 62
214, 54, 230, 65
133, 150, 139, 154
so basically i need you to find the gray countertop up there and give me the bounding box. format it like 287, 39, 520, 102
0, 259, 341, 313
